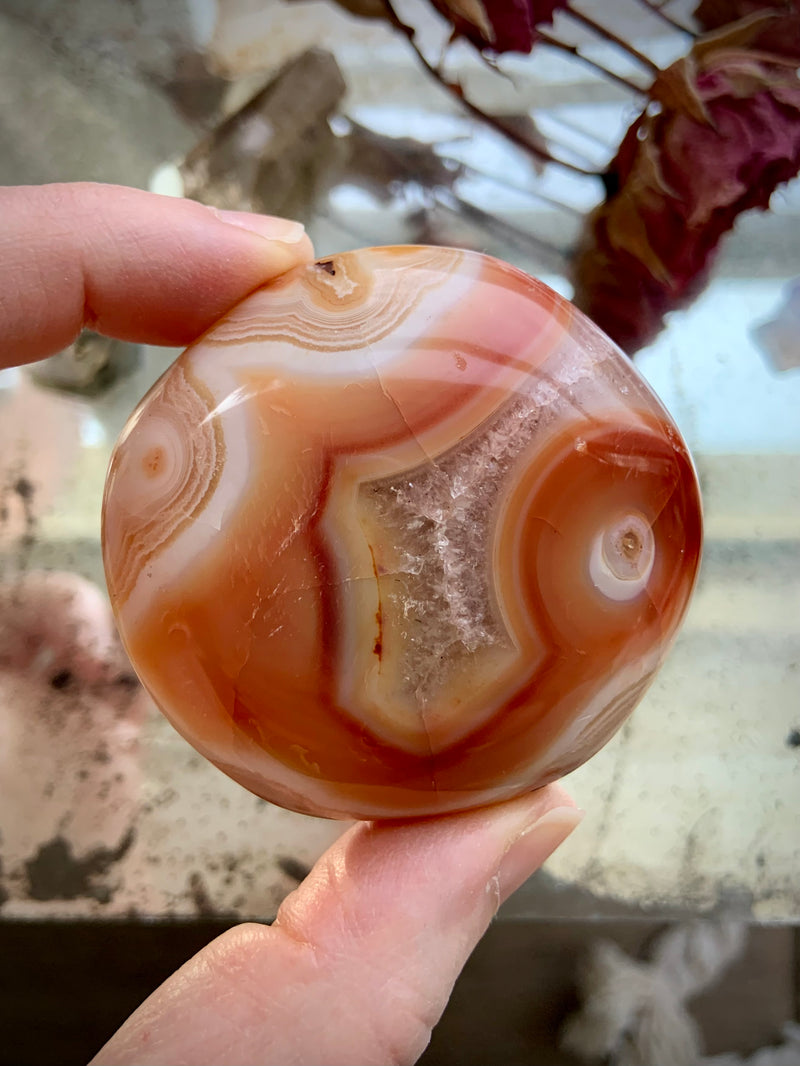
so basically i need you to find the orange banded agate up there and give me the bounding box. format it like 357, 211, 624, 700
102, 247, 702, 819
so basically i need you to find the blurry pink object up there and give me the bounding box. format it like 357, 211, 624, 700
0, 571, 145, 909
0, 376, 82, 543
0, 571, 130, 685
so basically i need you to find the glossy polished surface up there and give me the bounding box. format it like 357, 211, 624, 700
102, 247, 702, 819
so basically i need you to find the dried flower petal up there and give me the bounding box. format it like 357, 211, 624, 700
694, 2, 800, 59
428, 0, 569, 55
571, 15, 800, 353
695, 1, 798, 33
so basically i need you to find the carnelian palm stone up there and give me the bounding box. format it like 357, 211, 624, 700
102, 246, 702, 819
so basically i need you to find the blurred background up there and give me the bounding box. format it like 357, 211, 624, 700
0, 1, 798, 1062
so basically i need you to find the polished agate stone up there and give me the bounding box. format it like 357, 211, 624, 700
102, 246, 702, 820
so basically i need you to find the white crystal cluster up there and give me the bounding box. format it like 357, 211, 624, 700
363, 349, 596, 704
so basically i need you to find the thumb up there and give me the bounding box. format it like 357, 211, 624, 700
92, 785, 582, 1066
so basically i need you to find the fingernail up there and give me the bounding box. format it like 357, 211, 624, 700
496, 806, 584, 904
214, 209, 306, 244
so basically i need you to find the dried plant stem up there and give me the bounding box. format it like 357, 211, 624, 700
381, 0, 601, 178
537, 29, 647, 94
458, 160, 585, 215
318, 205, 382, 246
340, 115, 589, 211
564, 8, 660, 73
436, 188, 570, 269
634, 0, 697, 37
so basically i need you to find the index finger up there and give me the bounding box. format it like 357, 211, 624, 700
0, 182, 314, 367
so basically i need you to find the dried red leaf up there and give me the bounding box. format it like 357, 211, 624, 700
695, 1, 800, 59
571, 15, 800, 354
428, 0, 569, 55
695, 0, 797, 32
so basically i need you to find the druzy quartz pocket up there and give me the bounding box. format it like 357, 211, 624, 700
102, 246, 702, 820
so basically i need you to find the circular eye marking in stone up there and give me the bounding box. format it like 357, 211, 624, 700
590, 513, 656, 602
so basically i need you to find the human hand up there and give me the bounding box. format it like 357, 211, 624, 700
2, 182, 582, 1066
0, 182, 314, 368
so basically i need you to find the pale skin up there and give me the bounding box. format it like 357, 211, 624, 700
1, 183, 583, 1066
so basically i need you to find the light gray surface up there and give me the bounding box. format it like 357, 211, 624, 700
0, 11, 195, 187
